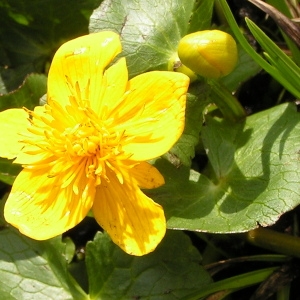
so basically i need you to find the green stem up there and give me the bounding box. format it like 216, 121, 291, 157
181, 267, 277, 300
276, 284, 291, 300
208, 79, 246, 122
247, 227, 300, 258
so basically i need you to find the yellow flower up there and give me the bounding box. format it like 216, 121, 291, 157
0, 32, 189, 256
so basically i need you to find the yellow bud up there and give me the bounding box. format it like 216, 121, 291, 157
178, 30, 238, 78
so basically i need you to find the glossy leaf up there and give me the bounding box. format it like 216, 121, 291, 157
0, 0, 101, 91
0, 74, 46, 110
187, 0, 214, 33
89, 0, 214, 77
149, 103, 300, 232
0, 227, 87, 299
221, 44, 261, 92
86, 230, 212, 300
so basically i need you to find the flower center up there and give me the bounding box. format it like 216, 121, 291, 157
23, 100, 129, 189
65, 122, 101, 157
62, 117, 126, 185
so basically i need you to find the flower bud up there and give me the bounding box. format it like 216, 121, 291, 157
178, 30, 238, 78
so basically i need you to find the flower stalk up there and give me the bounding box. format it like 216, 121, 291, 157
208, 79, 246, 122
247, 227, 300, 258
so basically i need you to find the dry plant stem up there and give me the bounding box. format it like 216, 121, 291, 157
247, 227, 300, 258
248, 0, 300, 47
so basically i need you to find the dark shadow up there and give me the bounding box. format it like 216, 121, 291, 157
220, 103, 300, 214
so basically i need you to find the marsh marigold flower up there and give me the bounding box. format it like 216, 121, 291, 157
0, 32, 189, 255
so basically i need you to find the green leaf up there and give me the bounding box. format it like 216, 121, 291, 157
218, 0, 300, 99
221, 44, 261, 92
149, 103, 300, 233
0, 0, 100, 91
0, 73, 7, 94
86, 231, 211, 300
0, 227, 87, 300
245, 17, 300, 97
265, 0, 300, 65
0, 158, 21, 185
0, 73, 47, 110
182, 267, 277, 300
187, 0, 214, 33
89, 0, 202, 77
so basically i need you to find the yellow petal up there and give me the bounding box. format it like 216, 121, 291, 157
4, 169, 95, 240
98, 57, 128, 116
112, 71, 189, 161
0, 109, 29, 159
47, 32, 122, 113
130, 161, 165, 189
14, 147, 52, 165
93, 170, 166, 256
14, 106, 55, 165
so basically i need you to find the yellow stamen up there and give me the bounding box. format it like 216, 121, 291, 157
22, 93, 131, 192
